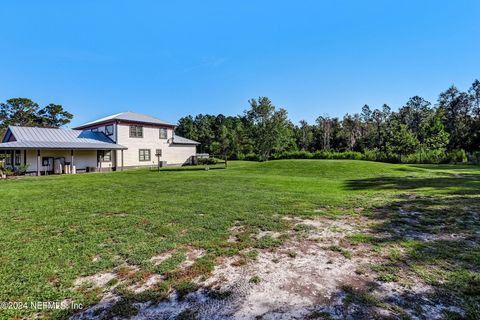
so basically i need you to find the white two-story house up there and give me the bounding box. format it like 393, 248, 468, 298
0, 112, 199, 175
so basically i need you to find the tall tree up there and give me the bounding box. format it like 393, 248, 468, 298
315, 115, 333, 150
438, 86, 473, 150
469, 79, 480, 117
386, 121, 419, 157
419, 109, 449, 150
398, 96, 432, 134
0, 98, 40, 132
468, 80, 480, 150
0, 98, 74, 138
341, 113, 362, 150
37, 104, 73, 128
296, 120, 313, 151
245, 97, 292, 161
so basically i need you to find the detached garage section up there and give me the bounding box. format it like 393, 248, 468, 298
0, 126, 127, 175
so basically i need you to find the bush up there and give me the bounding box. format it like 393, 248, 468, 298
243, 153, 261, 161
271, 150, 364, 161
467, 151, 480, 165
401, 149, 447, 164
197, 157, 217, 165
446, 149, 468, 164
18, 164, 29, 174
271, 150, 313, 160
242, 148, 474, 165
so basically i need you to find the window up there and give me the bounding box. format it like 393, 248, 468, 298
139, 149, 151, 161
105, 124, 114, 136
91, 128, 99, 132
155, 149, 162, 157
159, 128, 168, 139
5, 152, 12, 165
130, 125, 143, 138
0, 151, 6, 165
14, 151, 21, 166
98, 150, 112, 162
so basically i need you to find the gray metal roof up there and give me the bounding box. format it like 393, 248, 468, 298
74, 111, 175, 128
0, 126, 127, 150
172, 134, 200, 145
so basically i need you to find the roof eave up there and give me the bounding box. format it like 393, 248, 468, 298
74, 119, 176, 130
0, 144, 128, 150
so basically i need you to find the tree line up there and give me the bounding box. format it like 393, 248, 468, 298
176, 79, 480, 163
0, 98, 73, 137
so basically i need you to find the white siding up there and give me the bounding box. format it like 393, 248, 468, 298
115, 124, 196, 167
164, 144, 197, 165
25, 150, 98, 172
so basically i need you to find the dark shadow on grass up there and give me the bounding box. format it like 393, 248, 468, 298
345, 174, 480, 194
151, 166, 227, 172
343, 173, 480, 318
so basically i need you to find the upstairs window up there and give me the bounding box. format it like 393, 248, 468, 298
139, 149, 151, 161
159, 128, 168, 139
91, 128, 99, 132
105, 124, 114, 136
129, 125, 143, 138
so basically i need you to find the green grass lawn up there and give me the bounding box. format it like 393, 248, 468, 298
0, 160, 479, 319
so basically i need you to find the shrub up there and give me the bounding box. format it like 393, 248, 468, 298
3, 168, 13, 176
467, 151, 480, 165
401, 149, 447, 164
197, 157, 217, 165
271, 150, 313, 159
271, 150, 365, 161
243, 153, 261, 161
243, 148, 474, 165
446, 149, 468, 164
18, 164, 29, 174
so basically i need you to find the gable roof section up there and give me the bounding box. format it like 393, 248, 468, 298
0, 126, 127, 150
74, 111, 175, 129
172, 134, 200, 145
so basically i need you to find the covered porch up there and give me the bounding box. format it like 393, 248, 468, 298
0, 126, 128, 176
0, 147, 127, 176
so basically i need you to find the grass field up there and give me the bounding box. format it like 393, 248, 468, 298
0, 160, 479, 319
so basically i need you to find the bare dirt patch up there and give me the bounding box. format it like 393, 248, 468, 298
71, 213, 468, 319
150, 250, 175, 266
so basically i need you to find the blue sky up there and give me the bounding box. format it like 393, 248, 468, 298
1, 1, 479, 127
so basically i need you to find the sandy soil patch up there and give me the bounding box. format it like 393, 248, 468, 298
71, 215, 466, 319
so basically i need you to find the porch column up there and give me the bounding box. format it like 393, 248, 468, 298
121, 149, 124, 171
11, 150, 15, 172
36, 150, 41, 176
71, 150, 74, 174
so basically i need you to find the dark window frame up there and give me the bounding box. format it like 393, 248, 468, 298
91, 128, 99, 132
139, 149, 151, 161
130, 125, 143, 138
105, 124, 114, 136
98, 150, 112, 162
4, 152, 11, 166
14, 150, 21, 166
159, 128, 168, 139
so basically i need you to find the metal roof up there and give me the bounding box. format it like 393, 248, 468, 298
0, 126, 127, 150
74, 111, 175, 128
172, 134, 200, 145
